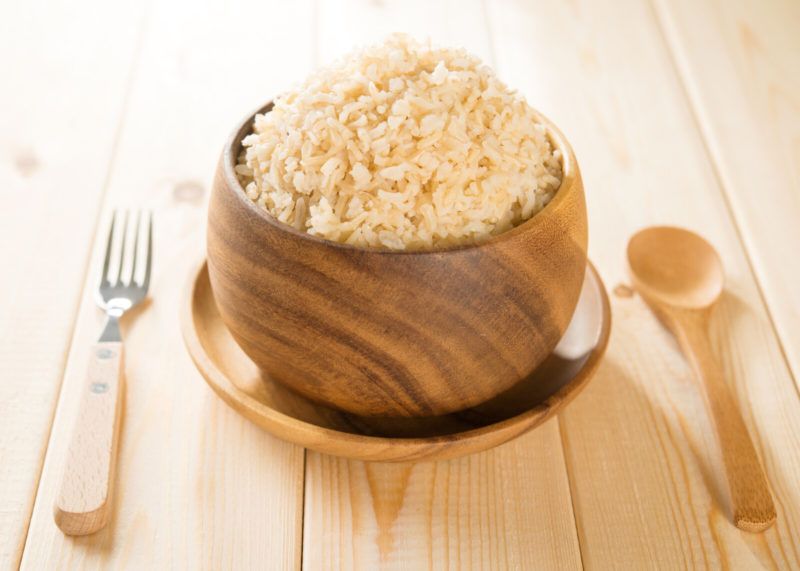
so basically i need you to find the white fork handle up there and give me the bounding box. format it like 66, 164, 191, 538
54, 341, 125, 535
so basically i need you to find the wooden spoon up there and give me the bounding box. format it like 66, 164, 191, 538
627, 226, 776, 532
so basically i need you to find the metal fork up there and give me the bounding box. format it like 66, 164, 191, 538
54, 210, 153, 536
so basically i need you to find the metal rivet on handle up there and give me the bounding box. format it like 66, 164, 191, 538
90, 382, 110, 394
96, 348, 115, 359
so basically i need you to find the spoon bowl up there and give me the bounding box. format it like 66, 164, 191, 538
627, 226, 724, 310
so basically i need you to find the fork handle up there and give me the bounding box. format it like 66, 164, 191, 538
54, 341, 125, 535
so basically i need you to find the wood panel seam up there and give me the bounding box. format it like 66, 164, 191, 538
311, 0, 320, 70
647, 0, 800, 397
480, 0, 499, 77
299, 448, 307, 571
557, 415, 587, 570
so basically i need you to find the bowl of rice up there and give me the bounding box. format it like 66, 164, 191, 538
207, 35, 588, 418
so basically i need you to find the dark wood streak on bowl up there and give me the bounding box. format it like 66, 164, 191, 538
181, 261, 611, 462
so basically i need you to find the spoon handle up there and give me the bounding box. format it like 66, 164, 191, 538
674, 312, 776, 532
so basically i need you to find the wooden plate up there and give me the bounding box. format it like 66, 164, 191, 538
181, 260, 611, 462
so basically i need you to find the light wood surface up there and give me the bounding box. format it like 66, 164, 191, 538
17, 0, 313, 568
1, 0, 798, 568
54, 342, 126, 536
484, 0, 800, 567
0, 1, 146, 567
628, 226, 775, 532
303, 426, 583, 570
653, 0, 800, 389
208, 103, 587, 418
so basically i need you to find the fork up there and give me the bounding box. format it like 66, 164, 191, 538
54, 210, 153, 536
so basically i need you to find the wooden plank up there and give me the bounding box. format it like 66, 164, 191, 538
0, 2, 146, 568
314, 0, 493, 65
301, 1, 582, 568
304, 425, 582, 570
652, 0, 800, 390
18, 0, 314, 568
486, 0, 800, 567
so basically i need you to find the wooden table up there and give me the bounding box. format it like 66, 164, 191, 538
2, 0, 799, 568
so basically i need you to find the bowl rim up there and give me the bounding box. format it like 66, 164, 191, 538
220, 100, 580, 255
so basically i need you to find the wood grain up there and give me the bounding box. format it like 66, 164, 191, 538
303, 424, 583, 570
5, 0, 800, 568
54, 342, 126, 536
184, 261, 610, 461
652, 0, 800, 389
19, 0, 314, 568
208, 104, 588, 418
485, 0, 800, 566
0, 1, 146, 567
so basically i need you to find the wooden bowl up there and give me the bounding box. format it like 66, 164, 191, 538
207, 102, 588, 418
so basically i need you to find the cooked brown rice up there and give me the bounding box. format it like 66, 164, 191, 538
235, 34, 562, 250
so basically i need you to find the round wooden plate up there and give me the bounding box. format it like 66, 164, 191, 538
181, 260, 611, 462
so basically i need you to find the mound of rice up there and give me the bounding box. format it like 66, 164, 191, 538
235, 34, 562, 250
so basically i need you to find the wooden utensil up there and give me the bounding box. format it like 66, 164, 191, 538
54, 211, 153, 536
181, 260, 611, 462
207, 101, 589, 418
627, 226, 776, 532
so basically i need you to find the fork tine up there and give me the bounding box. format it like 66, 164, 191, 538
128, 211, 142, 286
101, 212, 117, 286
115, 210, 129, 286
141, 211, 153, 292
